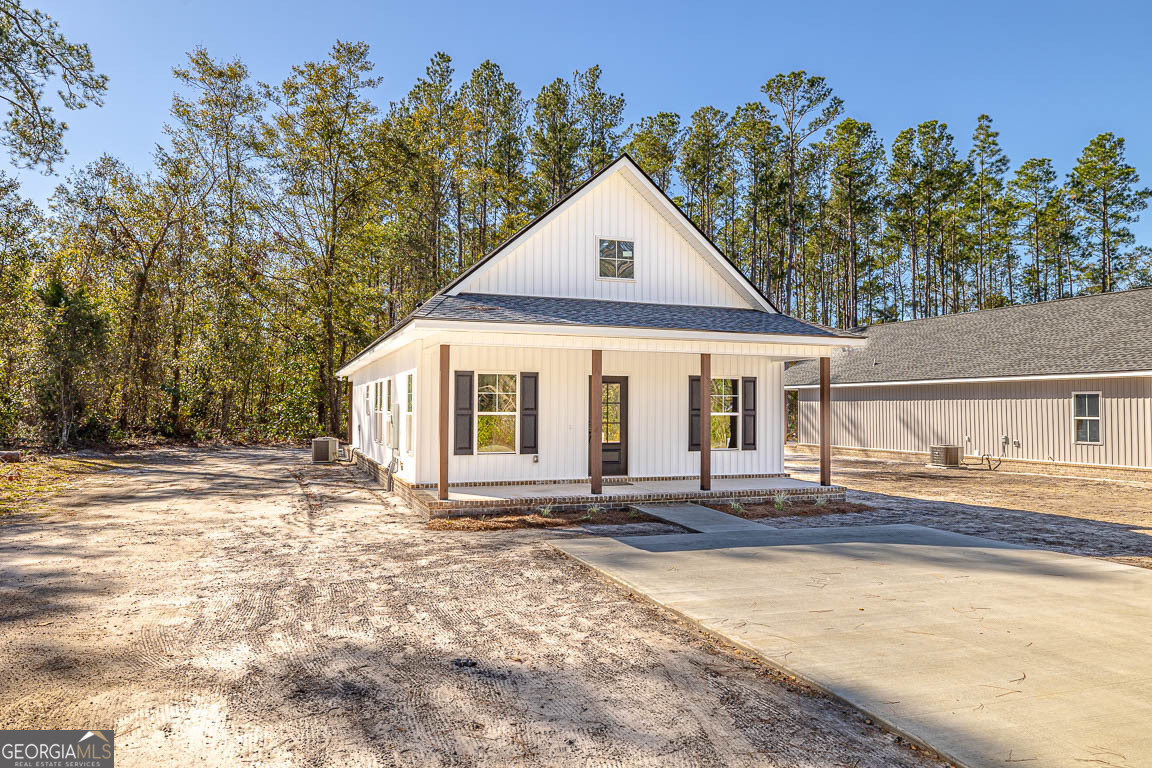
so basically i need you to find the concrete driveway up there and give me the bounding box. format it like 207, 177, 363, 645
553, 524, 1152, 768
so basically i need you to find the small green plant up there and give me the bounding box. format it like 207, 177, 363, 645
815, 496, 827, 507
538, 504, 554, 518
728, 501, 745, 515
773, 492, 787, 512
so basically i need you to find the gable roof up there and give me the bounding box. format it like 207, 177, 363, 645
783, 288, 1152, 387
338, 154, 847, 377
411, 293, 854, 337
445, 153, 777, 312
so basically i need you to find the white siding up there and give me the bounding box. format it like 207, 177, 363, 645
414, 344, 784, 485
349, 342, 420, 480
796, 376, 1152, 469
460, 172, 751, 308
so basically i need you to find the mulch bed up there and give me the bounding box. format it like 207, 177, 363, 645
428, 507, 660, 531
706, 499, 872, 520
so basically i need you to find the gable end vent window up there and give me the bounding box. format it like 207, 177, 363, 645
1074, 392, 1101, 444
598, 239, 634, 279
477, 373, 518, 453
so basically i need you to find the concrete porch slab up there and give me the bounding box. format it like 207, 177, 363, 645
414, 475, 843, 516
550, 524, 1152, 768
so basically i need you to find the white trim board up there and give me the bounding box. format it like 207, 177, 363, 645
786, 370, 1152, 389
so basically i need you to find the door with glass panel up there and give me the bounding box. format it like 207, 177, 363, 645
594, 376, 628, 476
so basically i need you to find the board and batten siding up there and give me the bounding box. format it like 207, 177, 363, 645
461, 171, 750, 308
350, 342, 420, 480
414, 344, 784, 485
795, 376, 1152, 469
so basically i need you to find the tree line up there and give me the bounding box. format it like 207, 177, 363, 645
2, 32, 1149, 446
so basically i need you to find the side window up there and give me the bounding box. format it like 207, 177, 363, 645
598, 238, 634, 279
386, 379, 393, 447
1074, 392, 1101, 444
405, 374, 414, 453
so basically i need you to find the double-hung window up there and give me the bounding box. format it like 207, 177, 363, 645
598, 238, 634, 279
385, 379, 393, 447
477, 373, 517, 453
373, 382, 383, 444
710, 379, 739, 450
1074, 392, 1101, 444
405, 374, 414, 453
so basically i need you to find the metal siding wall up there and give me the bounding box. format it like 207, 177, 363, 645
414, 347, 784, 484
466, 173, 749, 307
795, 377, 1152, 469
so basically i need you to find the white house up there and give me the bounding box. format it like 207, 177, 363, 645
336, 155, 862, 513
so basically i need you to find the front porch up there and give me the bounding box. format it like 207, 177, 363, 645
410, 474, 844, 516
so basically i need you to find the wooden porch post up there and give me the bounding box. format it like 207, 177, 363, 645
346, 379, 353, 444
700, 353, 711, 491
438, 344, 450, 500
819, 356, 831, 486
590, 350, 603, 495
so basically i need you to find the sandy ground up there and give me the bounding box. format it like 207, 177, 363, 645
0, 447, 939, 767
786, 451, 1152, 568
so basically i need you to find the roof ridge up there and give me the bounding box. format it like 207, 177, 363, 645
853, 285, 1152, 331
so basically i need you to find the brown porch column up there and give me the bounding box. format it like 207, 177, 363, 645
589, 349, 603, 495
700, 353, 711, 491
346, 379, 353, 444
819, 356, 831, 486
438, 344, 450, 500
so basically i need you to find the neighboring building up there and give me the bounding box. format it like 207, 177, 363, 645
336, 155, 862, 510
785, 289, 1152, 477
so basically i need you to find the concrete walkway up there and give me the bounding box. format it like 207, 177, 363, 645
630, 503, 770, 533
551, 524, 1152, 768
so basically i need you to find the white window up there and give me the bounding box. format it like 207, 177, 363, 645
710, 378, 739, 450
385, 379, 393, 447
477, 373, 517, 454
405, 374, 414, 453
598, 238, 634, 279
1074, 392, 1101, 444
373, 382, 383, 444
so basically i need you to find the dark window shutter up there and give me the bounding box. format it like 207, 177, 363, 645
520, 372, 538, 453
453, 371, 474, 455
741, 377, 757, 450
688, 375, 701, 451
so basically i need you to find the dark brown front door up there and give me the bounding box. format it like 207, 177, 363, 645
598, 376, 628, 476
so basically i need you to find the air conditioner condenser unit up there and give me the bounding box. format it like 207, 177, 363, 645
312, 437, 339, 463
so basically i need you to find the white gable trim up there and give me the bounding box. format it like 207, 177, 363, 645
445, 155, 774, 313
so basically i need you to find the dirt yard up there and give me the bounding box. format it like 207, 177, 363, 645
0, 447, 941, 767
786, 451, 1152, 568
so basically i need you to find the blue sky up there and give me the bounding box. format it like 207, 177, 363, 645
24, 0, 1152, 238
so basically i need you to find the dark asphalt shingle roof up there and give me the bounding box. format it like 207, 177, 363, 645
414, 293, 854, 338
783, 288, 1152, 387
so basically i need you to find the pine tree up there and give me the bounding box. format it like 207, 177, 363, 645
625, 112, 681, 191
827, 118, 883, 327
1010, 158, 1058, 301
1067, 132, 1151, 292
528, 77, 581, 210
677, 106, 730, 238
967, 115, 1009, 306
761, 71, 843, 311
573, 65, 625, 178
